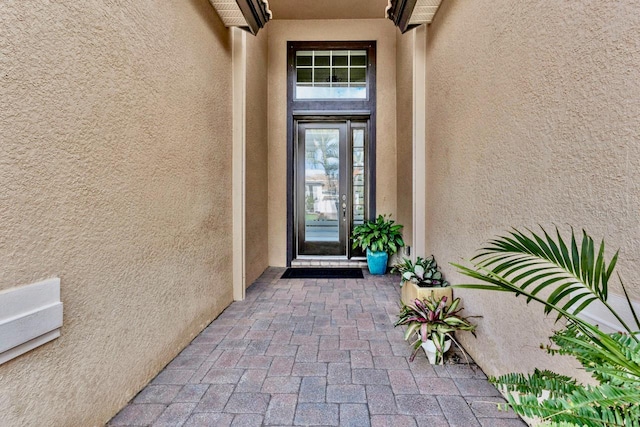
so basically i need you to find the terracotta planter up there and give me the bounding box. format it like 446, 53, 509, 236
400, 282, 453, 307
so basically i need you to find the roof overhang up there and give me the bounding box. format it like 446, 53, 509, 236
386, 0, 442, 33
209, 0, 273, 35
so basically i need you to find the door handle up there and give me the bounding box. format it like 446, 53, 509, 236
342, 199, 347, 222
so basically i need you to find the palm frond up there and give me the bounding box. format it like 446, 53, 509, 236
549, 326, 640, 385
619, 275, 640, 332
455, 227, 639, 336
453, 226, 640, 426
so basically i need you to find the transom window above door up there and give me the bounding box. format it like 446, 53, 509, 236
295, 50, 368, 100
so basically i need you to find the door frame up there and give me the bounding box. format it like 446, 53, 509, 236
294, 118, 372, 259
286, 40, 377, 266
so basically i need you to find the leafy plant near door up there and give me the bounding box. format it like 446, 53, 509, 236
392, 255, 453, 306
454, 227, 640, 426
351, 214, 404, 275
393, 255, 450, 287
394, 295, 477, 364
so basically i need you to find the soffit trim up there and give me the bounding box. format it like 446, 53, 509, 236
209, 0, 272, 35
386, 0, 442, 33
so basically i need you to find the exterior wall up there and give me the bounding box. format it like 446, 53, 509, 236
396, 30, 414, 248
0, 1, 233, 425
245, 29, 270, 285
267, 19, 398, 266
424, 0, 640, 379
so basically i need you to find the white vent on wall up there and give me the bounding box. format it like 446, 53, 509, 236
0, 278, 63, 365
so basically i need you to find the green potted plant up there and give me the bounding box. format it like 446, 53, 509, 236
351, 214, 404, 275
392, 256, 453, 306
394, 295, 477, 364
454, 227, 640, 425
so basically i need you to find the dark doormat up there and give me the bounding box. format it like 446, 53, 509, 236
281, 267, 364, 279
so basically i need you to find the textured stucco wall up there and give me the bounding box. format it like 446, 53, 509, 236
245, 29, 270, 285
396, 30, 414, 248
0, 1, 233, 425
424, 0, 640, 380
267, 19, 398, 266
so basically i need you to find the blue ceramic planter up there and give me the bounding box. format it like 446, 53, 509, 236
366, 249, 388, 275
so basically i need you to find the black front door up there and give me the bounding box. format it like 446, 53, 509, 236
296, 120, 369, 257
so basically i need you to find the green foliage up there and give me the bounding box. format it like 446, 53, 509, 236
351, 214, 405, 255
392, 255, 450, 288
394, 295, 477, 363
453, 226, 640, 426
492, 369, 580, 399
494, 376, 640, 427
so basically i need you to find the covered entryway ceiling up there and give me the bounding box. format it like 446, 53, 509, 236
209, 0, 443, 34
268, 0, 389, 20
267, 0, 443, 26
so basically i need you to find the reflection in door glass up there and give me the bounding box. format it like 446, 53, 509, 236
305, 129, 340, 242
352, 128, 365, 225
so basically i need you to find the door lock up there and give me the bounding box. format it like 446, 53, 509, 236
342, 198, 347, 222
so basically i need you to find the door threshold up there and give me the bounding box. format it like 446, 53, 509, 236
291, 258, 367, 268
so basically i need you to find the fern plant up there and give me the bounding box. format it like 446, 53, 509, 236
453, 227, 640, 427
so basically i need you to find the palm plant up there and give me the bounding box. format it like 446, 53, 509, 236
394, 295, 477, 363
453, 227, 640, 426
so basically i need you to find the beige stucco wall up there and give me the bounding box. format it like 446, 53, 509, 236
396, 30, 414, 248
0, 1, 233, 425
424, 0, 640, 380
267, 19, 398, 265
245, 29, 270, 285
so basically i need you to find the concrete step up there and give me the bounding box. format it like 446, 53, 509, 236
291, 258, 367, 268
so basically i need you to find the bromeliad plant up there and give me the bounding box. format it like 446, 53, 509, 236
351, 214, 404, 255
392, 256, 450, 288
454, 227, 640, 426
394, 295, 477, 363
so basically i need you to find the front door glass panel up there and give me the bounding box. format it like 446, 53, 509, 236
352, 127, 366, 227
304, 128, 340, 242
297, 122, 346, 256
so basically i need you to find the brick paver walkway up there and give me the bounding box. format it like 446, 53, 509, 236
110, 268, 526, 426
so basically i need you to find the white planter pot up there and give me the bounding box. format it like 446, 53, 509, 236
421, 338, 452, 365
